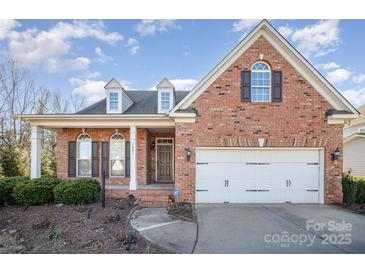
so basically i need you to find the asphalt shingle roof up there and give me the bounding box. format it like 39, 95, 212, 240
76, 90, 190, 115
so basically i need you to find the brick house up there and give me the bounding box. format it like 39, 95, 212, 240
18, 20, 359, 206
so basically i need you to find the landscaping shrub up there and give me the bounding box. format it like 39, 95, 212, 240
342, 175, 365, 205
12, 177, 62, 206
356, 179, 365, 204
0, 177, 30, 206
54, 179, 101, 205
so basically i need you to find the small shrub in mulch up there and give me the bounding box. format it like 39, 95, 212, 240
13, 178, 61, 206
167, 202, 194, 222
103, 214, 122, 224
0, 177, 30, 206
32, 218, 54, 230
49, 228, 64, 241
54, 179, 101, 205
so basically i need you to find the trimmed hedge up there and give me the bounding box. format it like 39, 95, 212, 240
12, 177, 62, 206
54, 179, 101, 205
0, 177, 30, 206
342, 175, 365, 205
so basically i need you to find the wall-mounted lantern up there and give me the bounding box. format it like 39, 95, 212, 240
150, 141, 155, 150
331, 147, 340, 161
185, 147, 191, 162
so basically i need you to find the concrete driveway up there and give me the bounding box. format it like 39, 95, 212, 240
194, 204, 365, 254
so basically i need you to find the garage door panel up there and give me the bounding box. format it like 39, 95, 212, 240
196, 148, 321, 204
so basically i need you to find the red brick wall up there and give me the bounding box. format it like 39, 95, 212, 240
175, 36, 343, 204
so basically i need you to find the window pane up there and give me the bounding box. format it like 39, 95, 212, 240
109, 92, 119, 110
78, 140, 91, 158
110, 140, 125, 159
78, 160, 91, 176
111, 160, 125, 176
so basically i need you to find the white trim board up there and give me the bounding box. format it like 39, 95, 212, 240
171, 20, 358, 118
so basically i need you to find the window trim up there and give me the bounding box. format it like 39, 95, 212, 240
109, 133, 126, 178
160, 91, 171, 111
76, 133, 92, 178
251, 61, 271, 103
109, 92, 119, 110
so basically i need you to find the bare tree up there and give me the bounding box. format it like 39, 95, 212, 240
51, 92, 69, 114
70, 93, 86, 113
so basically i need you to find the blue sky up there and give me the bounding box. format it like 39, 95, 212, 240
1, 19, 365, 107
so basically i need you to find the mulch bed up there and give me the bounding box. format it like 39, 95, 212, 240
167, 202, 195, 222
0, 199, 169, 254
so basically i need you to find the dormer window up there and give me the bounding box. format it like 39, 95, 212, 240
109, 92, 119, 110
160, 92, 171, 111
157, 78, 175, 113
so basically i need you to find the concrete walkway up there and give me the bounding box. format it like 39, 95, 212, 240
130, 208, 197, 253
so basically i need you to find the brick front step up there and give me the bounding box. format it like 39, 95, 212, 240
105, 188, 173, 207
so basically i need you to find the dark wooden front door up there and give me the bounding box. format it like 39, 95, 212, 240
157, 145, 173, 181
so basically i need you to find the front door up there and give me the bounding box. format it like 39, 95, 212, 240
157, 140, 173, 181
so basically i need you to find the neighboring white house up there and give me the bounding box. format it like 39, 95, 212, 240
344, 104, 365, 176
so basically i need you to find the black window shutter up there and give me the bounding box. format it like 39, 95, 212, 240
101, 142, 109, 178
241, 70, 251, 102
68, 141, 76, 177
272, 71, 283, 102
92, 141, 99, 177
125, 141, 130, 177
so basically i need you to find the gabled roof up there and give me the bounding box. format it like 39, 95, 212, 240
171, 20, 358, 117
157, 78, 175, 89
76, 90, 190, 115
104, 78, 123, 89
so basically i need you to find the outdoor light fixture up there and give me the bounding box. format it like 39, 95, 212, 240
150, 141, 155, 150
185, 147, 191, 162
331, 147, 340, 161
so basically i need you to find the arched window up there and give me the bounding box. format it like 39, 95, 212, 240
110, 133, 125, 177
251, 62, 271, 102
77, 133, 92, 177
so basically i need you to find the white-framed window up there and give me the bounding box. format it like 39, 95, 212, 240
251, 62, 271, 102
160, 92, 171, 111
109, 92, 119, 110
77, 133, 92, 177
110, 133, 125, 177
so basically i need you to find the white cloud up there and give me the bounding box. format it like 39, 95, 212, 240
290, 20, 340, 58
352, 74, 365, 84
341, 88, 365, 107
135, 20, 181, 36
232, 19, 261, 32
278, 25, 294, 39
126, 38, 140, 55
321, 62, 340, 70
69, 78, 107, 103
326, 68, 352, 84
0, 19, 21, 40
43, 57, 90, 73
4, 20, 123, 72
95, 46, 113, 63
150, 79, 197, 90
69, 77, 135, 103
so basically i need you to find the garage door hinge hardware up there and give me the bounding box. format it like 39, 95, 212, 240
286, 180, 292, 187
307, 189, 318, 192
307, 163, 319, 165
196, 189, 208, 192
197, 162, 208, 165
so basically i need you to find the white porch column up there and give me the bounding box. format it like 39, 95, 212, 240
129, 125, 138, 190
31, 125, 42, 179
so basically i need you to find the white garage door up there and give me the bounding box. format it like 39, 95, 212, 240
196, 148, 323, 203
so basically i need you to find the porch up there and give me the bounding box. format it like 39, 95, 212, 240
29, 123, 177, 205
